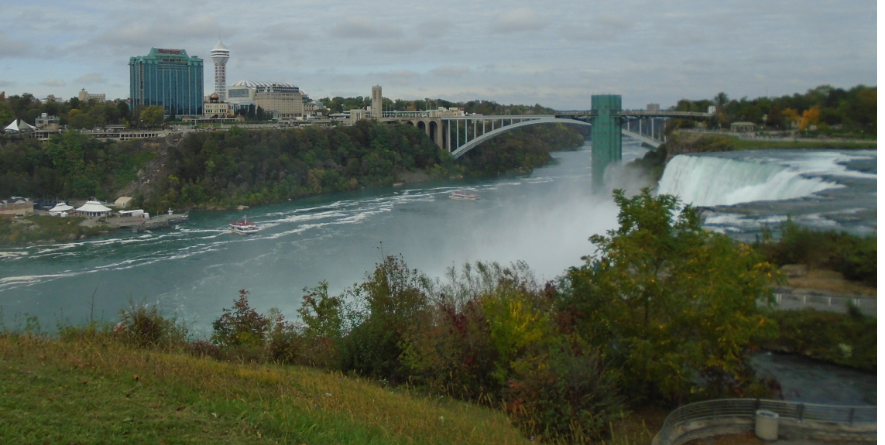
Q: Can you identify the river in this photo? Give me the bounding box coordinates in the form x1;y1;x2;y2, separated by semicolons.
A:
0;141;636;333
0;142;876;339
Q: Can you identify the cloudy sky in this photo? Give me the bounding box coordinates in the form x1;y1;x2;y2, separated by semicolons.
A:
0;0;876;109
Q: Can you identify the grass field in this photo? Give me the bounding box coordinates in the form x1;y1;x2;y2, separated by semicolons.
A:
0;331;662;444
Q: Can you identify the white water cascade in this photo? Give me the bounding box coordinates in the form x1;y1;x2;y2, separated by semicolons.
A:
658;154;842;206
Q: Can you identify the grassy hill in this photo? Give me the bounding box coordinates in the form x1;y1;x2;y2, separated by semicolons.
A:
0;331;529;444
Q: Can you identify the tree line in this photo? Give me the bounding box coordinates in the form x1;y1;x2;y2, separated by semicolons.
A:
319;95;554;116
0;131;154;200
138;121;584;212
0;92;133;130
671;84;876;136
0;120;583;211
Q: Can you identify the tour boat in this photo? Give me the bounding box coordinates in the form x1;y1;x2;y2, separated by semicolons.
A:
229;216;259;235
449;190;480;200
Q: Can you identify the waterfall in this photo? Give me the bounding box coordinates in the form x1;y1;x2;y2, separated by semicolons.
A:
658;154;842;206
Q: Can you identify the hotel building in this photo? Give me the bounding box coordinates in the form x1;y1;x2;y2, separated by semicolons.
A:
129;48;204;118
226;80;313;119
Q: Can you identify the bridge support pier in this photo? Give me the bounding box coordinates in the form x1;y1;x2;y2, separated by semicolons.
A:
590;95;622;191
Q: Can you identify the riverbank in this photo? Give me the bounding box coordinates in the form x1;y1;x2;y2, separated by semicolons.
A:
134;122;585;214
761;308;876;372
0;216;109;245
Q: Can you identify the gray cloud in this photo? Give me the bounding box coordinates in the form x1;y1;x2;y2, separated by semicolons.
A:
40;78;66;87
82;13;224;54
417;18;456;39
261;22;310;42
331;17;402;40
75;73;107;85
0;80;14;88
374;40;425;54
0;31;34;58
430;65;470;78
561;13;634;41
490;8;549;34
377;69;420;86
230;39;275;62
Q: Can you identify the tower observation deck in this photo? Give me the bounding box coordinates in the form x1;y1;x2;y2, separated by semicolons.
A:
211;40;230;102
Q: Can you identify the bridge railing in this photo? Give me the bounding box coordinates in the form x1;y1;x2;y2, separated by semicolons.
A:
772;288;876;316
652;398;876;445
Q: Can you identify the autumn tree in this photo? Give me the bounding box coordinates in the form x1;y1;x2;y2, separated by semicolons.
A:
139;105;165;128
782;108;800;129
562;188;780;404
799;106;821;131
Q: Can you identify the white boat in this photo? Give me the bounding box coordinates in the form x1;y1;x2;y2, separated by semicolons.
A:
229;216;259;235
449;190;480;200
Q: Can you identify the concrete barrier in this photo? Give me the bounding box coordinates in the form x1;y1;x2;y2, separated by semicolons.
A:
652;399;875;445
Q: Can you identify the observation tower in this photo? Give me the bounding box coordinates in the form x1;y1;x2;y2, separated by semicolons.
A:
210;40;230;102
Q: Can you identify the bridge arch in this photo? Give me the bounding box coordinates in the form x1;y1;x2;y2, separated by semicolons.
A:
429;121;438;144
621;129;662;148
449;118;592;159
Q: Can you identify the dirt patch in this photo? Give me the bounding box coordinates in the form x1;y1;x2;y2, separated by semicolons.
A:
788;269;876;298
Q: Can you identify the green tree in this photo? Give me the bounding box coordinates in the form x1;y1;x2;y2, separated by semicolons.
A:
140;105;165;128
116;101;132;122
563;188;780;404
211;289;270;347
765;106;785;129
0;100;14;127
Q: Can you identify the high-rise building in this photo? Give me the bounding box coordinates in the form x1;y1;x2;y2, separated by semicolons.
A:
371;85;382;119
129;48;203;118
210;40;230;102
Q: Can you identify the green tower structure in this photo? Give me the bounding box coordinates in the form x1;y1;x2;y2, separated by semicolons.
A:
590;94;622;190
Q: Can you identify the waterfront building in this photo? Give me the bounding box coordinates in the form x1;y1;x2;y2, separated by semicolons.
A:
75;200;112;217
227;80;311;119
210;40;230;102
78;89;106;103
129;48;204;118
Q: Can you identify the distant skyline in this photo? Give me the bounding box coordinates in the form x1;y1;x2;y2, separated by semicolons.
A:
0;0;876;110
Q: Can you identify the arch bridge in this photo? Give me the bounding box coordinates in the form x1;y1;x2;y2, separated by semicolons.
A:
379;95;711;188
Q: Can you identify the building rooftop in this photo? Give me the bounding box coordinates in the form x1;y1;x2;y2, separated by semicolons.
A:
230;80;297;89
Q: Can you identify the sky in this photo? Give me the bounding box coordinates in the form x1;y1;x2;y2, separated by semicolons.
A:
0;0;877;110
